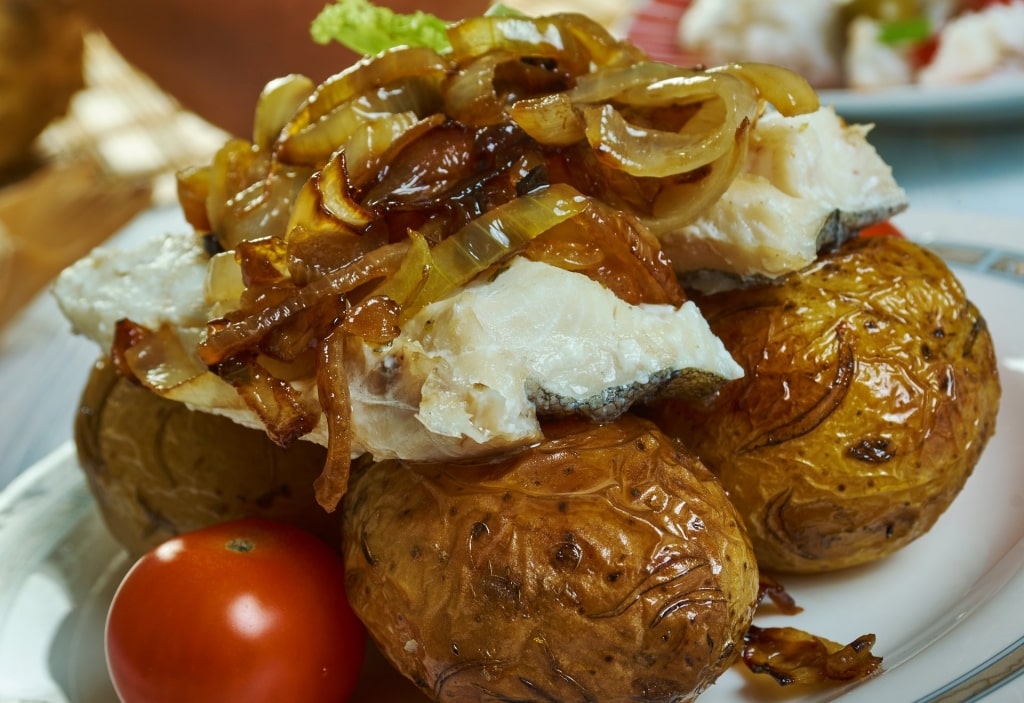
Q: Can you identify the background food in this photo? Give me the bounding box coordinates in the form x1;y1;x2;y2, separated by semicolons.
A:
651;0;1024;91
647;235;1001;573
343;415;759;703
75;358;341;557
0;0;84;177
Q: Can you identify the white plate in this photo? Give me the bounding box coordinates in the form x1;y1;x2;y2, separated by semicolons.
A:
624;0;1024;126
818;78;1024;125
0;210;1023;702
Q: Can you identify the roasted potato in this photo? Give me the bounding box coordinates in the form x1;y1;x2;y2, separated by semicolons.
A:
647;236;1000;573
75;358;341;557
342;414;759;703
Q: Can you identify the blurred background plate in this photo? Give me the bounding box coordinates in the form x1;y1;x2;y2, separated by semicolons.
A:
818;77;1024;126
624;0;1024;126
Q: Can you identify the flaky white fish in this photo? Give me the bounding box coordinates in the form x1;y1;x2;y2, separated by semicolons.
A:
661;106;908;292
55;240;741;461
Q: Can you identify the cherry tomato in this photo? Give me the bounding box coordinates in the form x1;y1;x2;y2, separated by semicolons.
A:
858;220;906;238
105;518;366;703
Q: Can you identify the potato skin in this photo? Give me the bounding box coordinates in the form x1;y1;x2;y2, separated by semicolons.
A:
75;358;340;557
342;415;758;703
647;236;1000;573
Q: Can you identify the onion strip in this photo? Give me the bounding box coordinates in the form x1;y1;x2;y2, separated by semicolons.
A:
508;93;585;146
582;71;756;178
214;356;319;447
314;329;352;512
643;116;752;234
252;74;316;151
373;183;591;317
277;46;452;165
708;62;819;117
198;241;409;365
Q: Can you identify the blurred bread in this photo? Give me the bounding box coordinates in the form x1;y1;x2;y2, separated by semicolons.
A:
0;0;84;175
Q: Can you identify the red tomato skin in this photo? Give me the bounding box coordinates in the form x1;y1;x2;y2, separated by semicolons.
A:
859;220;906;238
105;518;366;703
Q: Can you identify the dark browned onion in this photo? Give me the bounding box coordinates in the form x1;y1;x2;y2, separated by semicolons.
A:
313;329;352;512
198;241;409;365
742;626;882;686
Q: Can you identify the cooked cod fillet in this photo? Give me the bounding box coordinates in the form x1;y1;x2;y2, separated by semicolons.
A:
662;106;908;291
346;256;742;460
54;240;741;462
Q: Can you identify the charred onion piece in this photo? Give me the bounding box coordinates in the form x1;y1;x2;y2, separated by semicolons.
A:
313;330;352;512
198;241;409;365
756;573;803;616
742;625;882;686
212;355;319;447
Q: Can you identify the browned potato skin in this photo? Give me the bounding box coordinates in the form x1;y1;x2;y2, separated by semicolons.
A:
647;236;1001;574
342;415;759;703
75;357;340;557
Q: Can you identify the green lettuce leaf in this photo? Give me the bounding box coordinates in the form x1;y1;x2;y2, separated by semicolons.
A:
876;16;932;45
310;0;525;56
310;0;451;54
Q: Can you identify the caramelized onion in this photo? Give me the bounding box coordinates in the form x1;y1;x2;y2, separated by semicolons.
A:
709;62;819;117
526;198;685;305
372;183;590;317
313;329;352;512
113;320;207;392
344;112;445;188
205;250;245;307
205;139;263;247
742;625;882;686
567;61;686;104
444;50;519;127
198;241;408;365
166;11;825;507
277;46;452;166
176;165;212;232
309;152;373;229
111;320;242;414
507;93;584;146
447;15;584;66
447;13;640;74
585;73;755;178
252;74;316;151
214;355;320;447
643;116;752;234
